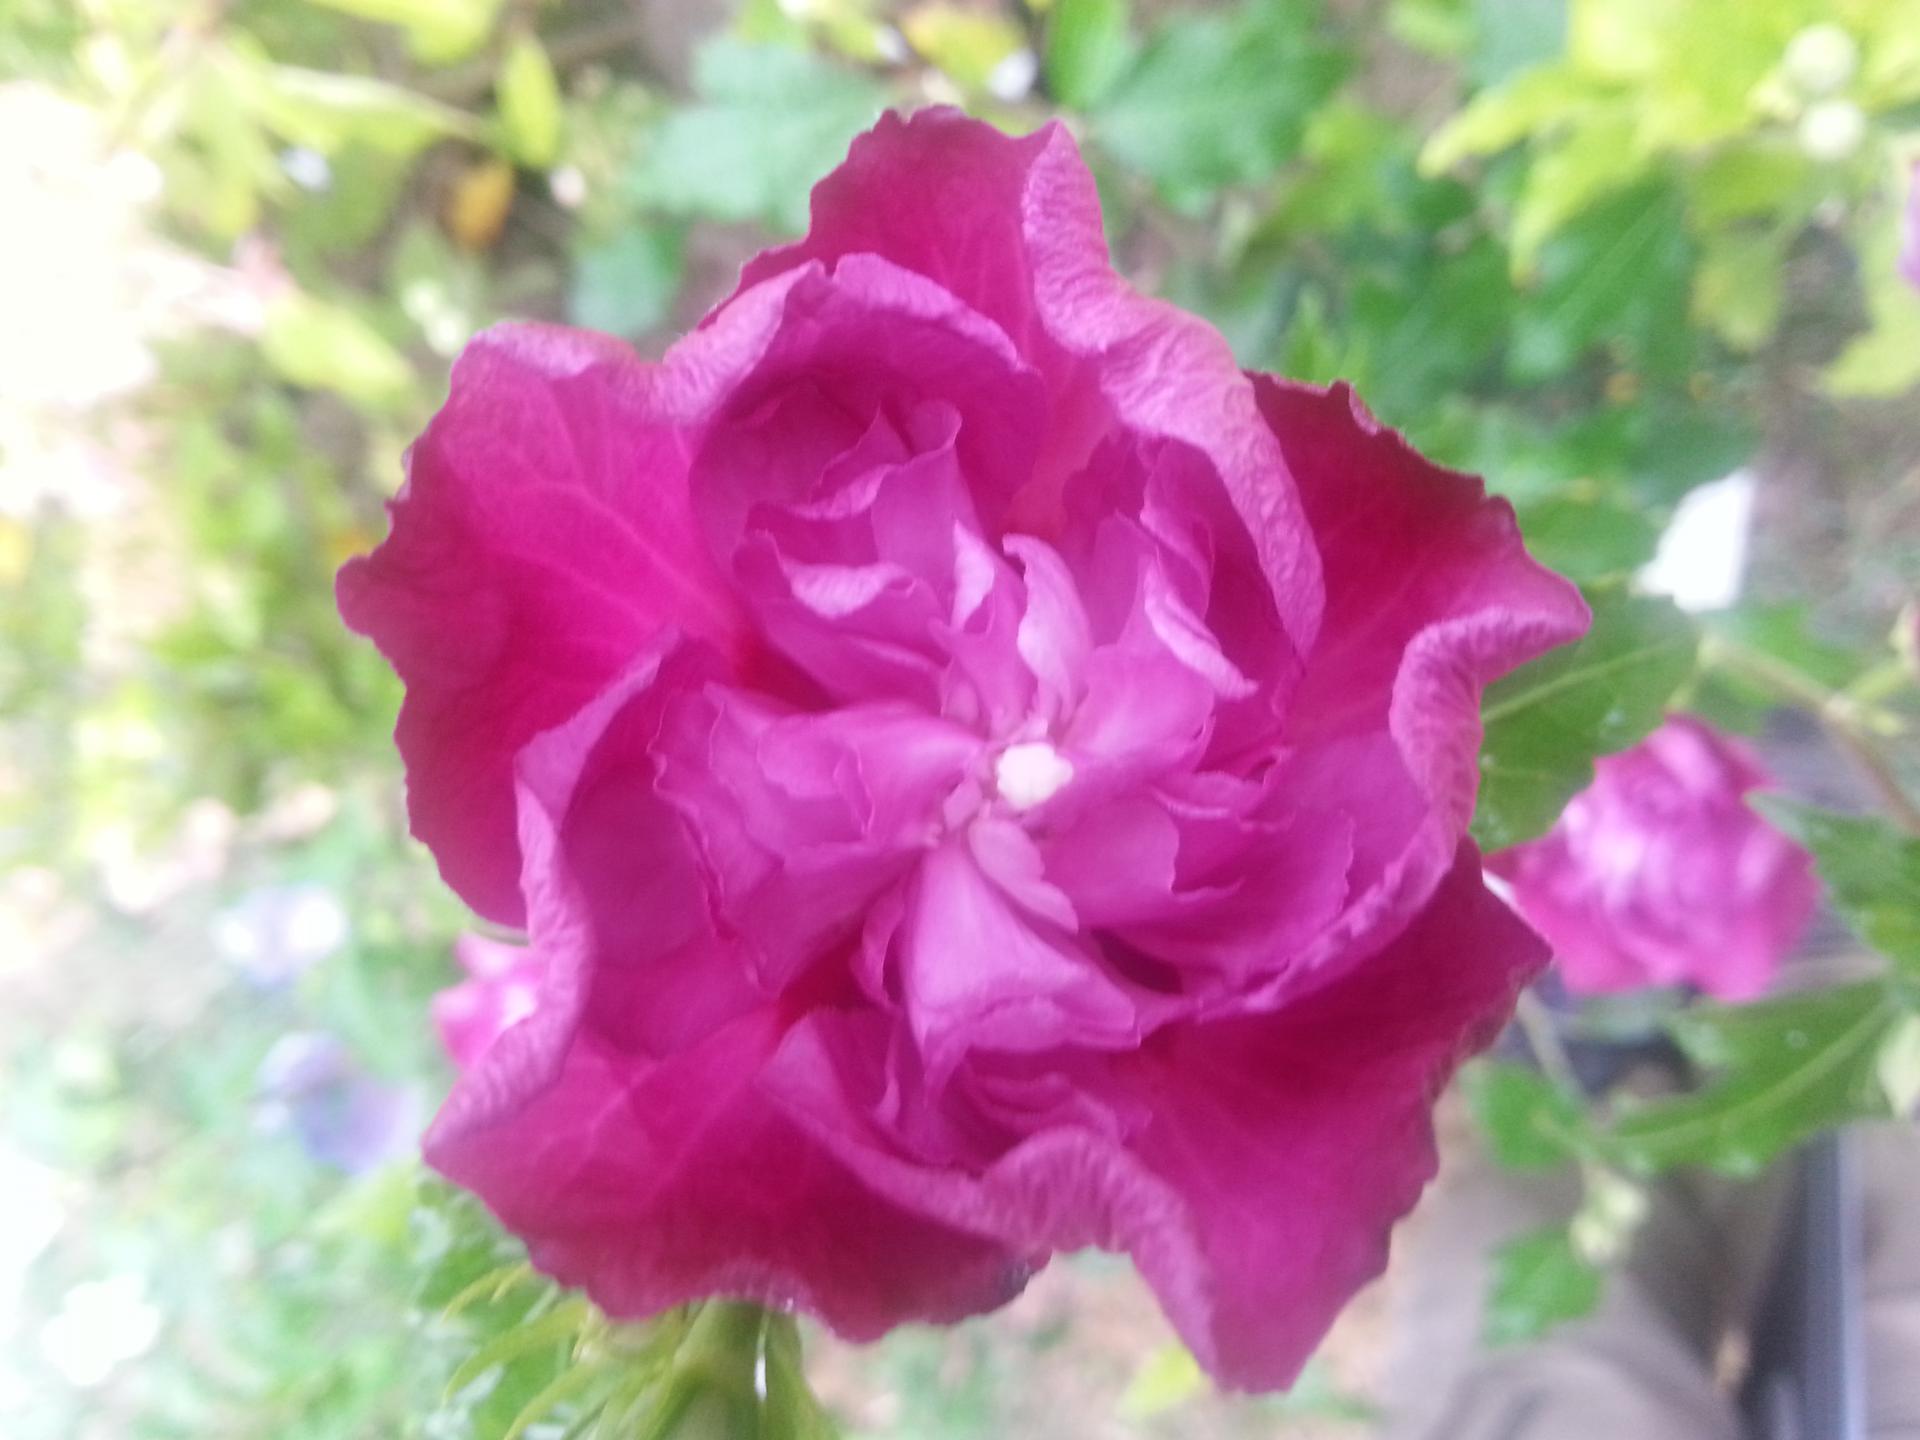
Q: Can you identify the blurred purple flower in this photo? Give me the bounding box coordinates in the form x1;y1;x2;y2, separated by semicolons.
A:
1489;716;1819;1001
255;1032;419;1174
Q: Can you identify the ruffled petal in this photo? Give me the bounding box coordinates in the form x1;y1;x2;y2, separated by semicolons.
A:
653;685;983;991
1253;378;1590;996
428;1009;1032;1340
766;845;1542;1390
336;324;762;925
734;110;1325;685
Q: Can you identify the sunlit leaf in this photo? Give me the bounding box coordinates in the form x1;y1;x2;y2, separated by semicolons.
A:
1692;225;1789;351
497;32;563;169
1827;207;1920;398
1510;109;1649;269
1420;68;1578;175
306;0;504;65
1119;1342;1205;1418
1389;0;1469;59
261;291;415;412
901;4;1028;93
249;63;479;158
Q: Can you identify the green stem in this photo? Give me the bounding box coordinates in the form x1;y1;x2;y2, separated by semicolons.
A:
1701;634;1920;835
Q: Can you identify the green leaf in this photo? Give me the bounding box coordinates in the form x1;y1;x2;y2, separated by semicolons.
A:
1389;0;1470;59
249;64;480;157
1512;494;1662;581
1474;589;1698;851
1621;396;1756;506
1827;207;1920;398
1045;0;1135;109
446;1297;593;1398
1465;1060;1588;1170
411;1179;529;1309
1752;803;1920;979
569;228;685;337
1606;983;1899;1175
1486;1226;1603;1345
757;1309;842;1440
627;1304;838;1440
1090;0;1347;205
497;33;563;169
1508;181;1698;383
1510;109;1651;270
1688;142;1816;227
630;40;887;234
1345;236;1511;421
1692;225;1789;351
261;292;415;412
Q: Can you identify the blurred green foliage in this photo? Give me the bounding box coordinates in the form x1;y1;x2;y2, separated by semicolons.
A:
2;0;1917;1435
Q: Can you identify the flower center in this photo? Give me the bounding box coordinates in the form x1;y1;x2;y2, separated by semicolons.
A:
993;741;1074;812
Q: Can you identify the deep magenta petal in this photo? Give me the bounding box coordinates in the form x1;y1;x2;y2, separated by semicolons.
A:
1092;847;1544;1388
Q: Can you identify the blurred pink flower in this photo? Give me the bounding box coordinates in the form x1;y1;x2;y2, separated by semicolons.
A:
339;111;1588;1389
1489;715;1818;1002
1903;162;1920;291
433;934;543;1069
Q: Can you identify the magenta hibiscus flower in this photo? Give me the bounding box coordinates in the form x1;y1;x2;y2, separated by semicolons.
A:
1489;715;1817;1002
340;111;1588;1389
